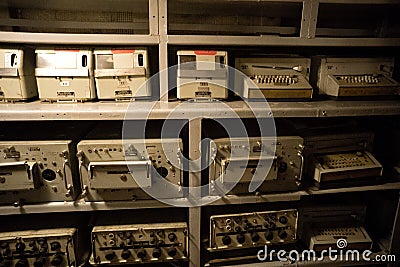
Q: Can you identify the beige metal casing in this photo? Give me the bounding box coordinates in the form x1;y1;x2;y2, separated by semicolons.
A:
209;136;304;195
35;49;96;102
0;228;77;267
303;132;382;184
77;138;183;201
307;226;372;251
90;222;188;265
235;57;312;99
94;48;150;100
0;140;78;205
209;209;298;251
177;50;228;99
317;57;399;97
0;47;38;101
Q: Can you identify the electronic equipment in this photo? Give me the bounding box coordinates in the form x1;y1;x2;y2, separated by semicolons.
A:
209;209;298;251
35;49;96;102
317;57;400;98
0;228;78;267
235;57;313;100
0;47;37;102
76;139;183;201
177;50;228;100
94;48;150;100
209;136;304;195
307;226;373;251
299;205;372;252
303;132;382;187
90;222;188;265
0;141;78;206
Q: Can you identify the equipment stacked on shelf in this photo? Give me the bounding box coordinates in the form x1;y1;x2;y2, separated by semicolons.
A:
93;48;150;100
76;138;183;201
209;136;304;195
209;209;298;251
177;50;228;100
235;57;313;100
35;48;96;102
0;47;37;102
317;57;400;98
90;222;188;265
0;228;78;267
0;141;78;206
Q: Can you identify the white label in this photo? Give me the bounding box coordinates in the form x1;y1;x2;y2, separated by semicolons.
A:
60;81;70;87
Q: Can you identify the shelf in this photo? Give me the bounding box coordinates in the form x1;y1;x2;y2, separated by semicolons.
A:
1;182;398;215
0;32;159;45
1;100;399;121
0;199;184;216
307;181;400;195
167;35;400;47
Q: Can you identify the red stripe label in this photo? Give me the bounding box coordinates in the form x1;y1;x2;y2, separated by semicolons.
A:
111;49;135;54
194;50;217;55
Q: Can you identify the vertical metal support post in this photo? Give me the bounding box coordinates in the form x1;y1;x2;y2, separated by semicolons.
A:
189;118;202;267
149;0;159;36
300;0;319;39
158;0;169;102
389;192;400;264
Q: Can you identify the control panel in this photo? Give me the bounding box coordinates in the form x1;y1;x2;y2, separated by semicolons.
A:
90;223;188;265
209;136;304;195
0;141;77;205
0;47;37;101
0;228;77;267
177;50;228;100
209;209;298;251
317;57;399;98
76;139;183;201
94;48;150;100
35;48;95;102
235;57;312;100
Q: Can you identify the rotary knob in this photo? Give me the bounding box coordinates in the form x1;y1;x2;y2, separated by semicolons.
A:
167;247;177;257
137;248;146;260
278;230;288;240
15;259;28;267
104;250;116;261
279;216;288;224
264;231;274;241
15;242;26;253
121;249;131;260
152;247;162;258
222;235;231;245
51;255;63;266
251;232;260;242
168;233;177;242
50;241;61;251
236;234;245;244
33;257;46;267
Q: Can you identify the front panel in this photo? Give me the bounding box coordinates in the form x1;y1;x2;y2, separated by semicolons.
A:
209;136;304;195
90;223;188;265
209;209;298;251
77;139;183;201
0;228;77;267
177;50;228;100
0;48;37;101
35;49;96;102
94;48;150;100
0;141;77;205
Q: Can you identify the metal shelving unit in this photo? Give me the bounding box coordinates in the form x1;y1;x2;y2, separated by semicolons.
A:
1;1;400;267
